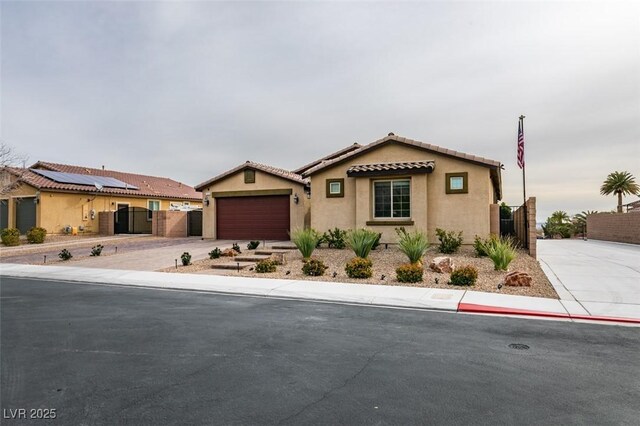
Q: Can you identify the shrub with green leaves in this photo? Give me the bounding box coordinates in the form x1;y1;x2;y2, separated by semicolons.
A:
473;234;498;257
256;259;277;273
436;228;463;254
181;252;192;266
232;243;242;253
291;228;322;259
345;257;373;279
346;228;379;259
372;232;382;250
449;265;478;286
209;248;222;259
396;263;424;283
247;240;260;250
322;227;347;249
90;244;104;256
396;228;429;264
58;249;73;261
26;227;47;244
302;258;328;276
1;228;20;246
485;237;517;271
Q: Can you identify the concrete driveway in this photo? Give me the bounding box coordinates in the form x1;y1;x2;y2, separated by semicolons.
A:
538;240;640;320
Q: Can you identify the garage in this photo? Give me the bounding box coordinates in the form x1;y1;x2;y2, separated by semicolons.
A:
216;195;290;240
15;197;36;234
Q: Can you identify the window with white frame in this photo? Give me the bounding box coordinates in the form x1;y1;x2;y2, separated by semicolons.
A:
373;179;410;218
147;200;160;220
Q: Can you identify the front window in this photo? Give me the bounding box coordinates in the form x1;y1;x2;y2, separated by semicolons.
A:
374;179;410;218
147;200;160;220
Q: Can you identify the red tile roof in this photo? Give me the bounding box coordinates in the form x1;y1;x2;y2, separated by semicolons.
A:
7;161;201;201
292;143;362;175
195;161;308;191
347;161;435;176
302;134;501;176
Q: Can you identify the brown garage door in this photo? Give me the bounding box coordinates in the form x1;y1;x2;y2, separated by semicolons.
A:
216;195;290;240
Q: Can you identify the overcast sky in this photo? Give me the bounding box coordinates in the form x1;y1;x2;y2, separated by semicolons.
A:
1;1;638;220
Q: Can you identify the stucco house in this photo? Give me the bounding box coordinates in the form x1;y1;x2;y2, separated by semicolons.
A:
196;134;502;244
0;161;201;234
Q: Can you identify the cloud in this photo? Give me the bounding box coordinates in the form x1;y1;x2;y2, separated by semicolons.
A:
1;1;638;221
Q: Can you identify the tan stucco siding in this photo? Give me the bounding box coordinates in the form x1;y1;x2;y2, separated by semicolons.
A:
201;169;308;239
36;192;199;234
310;142;494;243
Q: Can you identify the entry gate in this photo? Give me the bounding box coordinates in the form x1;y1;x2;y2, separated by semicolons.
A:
114;207;152;234
187;210;202;236
500;203;528;249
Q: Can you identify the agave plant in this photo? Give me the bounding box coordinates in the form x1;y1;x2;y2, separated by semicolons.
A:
485;236;517;271
291;228;322;259
346;228;379;259
395;228;429;265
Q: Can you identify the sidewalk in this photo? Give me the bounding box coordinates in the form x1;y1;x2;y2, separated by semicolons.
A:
2;264;638;325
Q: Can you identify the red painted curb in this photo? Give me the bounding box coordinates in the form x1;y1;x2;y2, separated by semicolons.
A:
458;303;640;324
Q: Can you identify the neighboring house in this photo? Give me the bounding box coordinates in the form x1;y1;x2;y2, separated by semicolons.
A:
196;134;502;243
623;199;640;213
0;161;201;234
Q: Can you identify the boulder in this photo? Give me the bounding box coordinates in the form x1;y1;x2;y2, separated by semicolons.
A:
504;271;532;287
429;256;454;273
221;248;238;257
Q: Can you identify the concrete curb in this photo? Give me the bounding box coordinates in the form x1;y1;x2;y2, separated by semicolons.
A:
458;303;640;325
2;264;638;325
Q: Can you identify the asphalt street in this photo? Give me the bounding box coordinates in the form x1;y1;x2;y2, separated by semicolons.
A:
1;277;639;425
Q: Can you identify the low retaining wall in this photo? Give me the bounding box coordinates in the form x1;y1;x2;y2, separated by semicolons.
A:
587;212;640;244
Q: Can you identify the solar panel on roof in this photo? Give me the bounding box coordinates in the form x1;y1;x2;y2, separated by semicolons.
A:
31;169;139;190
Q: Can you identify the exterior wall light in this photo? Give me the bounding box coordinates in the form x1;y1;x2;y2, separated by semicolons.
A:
293;194;299;204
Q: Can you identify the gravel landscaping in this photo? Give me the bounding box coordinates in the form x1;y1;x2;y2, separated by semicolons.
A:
163;245;559;299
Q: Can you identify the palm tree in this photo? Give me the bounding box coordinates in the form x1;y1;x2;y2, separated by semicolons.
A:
550;210;570;223
600;171;640;213
572;210;598;234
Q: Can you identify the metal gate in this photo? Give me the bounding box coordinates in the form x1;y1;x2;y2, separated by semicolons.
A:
500;203;528;248
114;207;152;234
0;199;8;230
15;197;37;234
187;210;202;236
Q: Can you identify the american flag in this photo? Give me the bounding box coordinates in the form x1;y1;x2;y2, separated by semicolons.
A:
517;119;525;169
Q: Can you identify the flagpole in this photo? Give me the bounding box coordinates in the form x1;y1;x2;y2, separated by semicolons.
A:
520;115;527;205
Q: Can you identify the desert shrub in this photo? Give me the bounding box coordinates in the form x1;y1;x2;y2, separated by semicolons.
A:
486;237;517;271
256;259;277;273
473;234;499;257
436;228;463;254
372;232;382;250
396;228;429;264
26;227;47;244
322;228;347;249
1;228;20;246
302;258;328;276
58;249;73;261
449;265;478;286
247;240;260;250
181;252;192;266
291;228;322;259
345;257;373;279
90;244;104;256
209;248;222;259
396;263;424;283
346;228;379;259
232;243;242;253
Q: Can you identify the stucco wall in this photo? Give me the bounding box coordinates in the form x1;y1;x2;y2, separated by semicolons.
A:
309;142;494;243
200;169;308;239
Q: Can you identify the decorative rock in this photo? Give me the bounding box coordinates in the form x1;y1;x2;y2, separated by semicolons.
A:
429;256;454;273
221;248;238;257
504;271;532;287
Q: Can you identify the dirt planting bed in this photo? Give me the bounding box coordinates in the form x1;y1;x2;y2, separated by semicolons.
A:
164;245;558;299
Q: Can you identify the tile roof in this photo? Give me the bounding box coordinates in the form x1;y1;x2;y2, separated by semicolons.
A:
292;143;362;175
347;161;435;176
195;161;308;191
302;134;501;177
6;161;201;200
